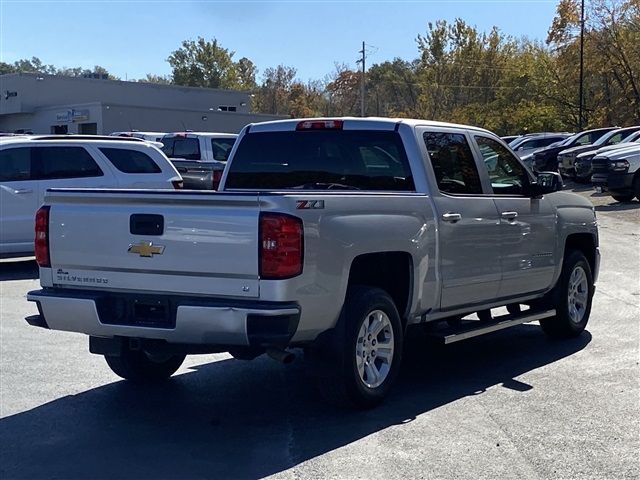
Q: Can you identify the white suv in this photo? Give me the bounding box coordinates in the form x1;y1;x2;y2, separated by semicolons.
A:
0;135;182;258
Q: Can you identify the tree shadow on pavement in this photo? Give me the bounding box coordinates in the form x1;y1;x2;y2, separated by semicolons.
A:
0;259;38;281
0;326;591;480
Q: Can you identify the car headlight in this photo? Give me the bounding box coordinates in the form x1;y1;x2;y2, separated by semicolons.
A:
611;160;629;172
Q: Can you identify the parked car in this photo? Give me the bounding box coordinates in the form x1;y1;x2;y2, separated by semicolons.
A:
509;133;572;159
501;135;520;143
110;131;167;142
26;118;598;408
558;126;640;179
591;142;640;202
531;127;619;172
160;132;237;162
0;135;182;258
575;130;640;182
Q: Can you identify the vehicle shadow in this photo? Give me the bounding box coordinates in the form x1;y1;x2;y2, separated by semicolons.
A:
595;200;640;212
0;326;591;480
0;259;38;281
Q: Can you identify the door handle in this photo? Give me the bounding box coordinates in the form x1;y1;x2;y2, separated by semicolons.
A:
442;212;462;223
13;188;33;194
501;211;518;221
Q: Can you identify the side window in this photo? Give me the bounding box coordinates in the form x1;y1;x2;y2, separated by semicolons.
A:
475;136;528;196
100;148;162;173
36;147;103;179
0;148;32;181
575;134;591;146
211;139;235;162
423;132;482;195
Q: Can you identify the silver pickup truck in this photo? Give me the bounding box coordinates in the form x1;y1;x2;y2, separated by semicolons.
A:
26;118;599;408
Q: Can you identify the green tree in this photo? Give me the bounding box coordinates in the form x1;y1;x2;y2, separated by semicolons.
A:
168;37;239;89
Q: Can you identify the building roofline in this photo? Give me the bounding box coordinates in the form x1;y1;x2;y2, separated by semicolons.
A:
0;72;252;95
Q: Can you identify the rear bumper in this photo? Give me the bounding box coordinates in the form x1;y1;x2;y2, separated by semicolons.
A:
26;289;300;348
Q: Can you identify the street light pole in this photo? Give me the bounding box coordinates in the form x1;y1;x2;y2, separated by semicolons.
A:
360;41;366;117
579;0;585;130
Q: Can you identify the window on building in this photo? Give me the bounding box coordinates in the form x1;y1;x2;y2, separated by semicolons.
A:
100;148;161;173
79;123;98;135
423;132;483;195
35;146;103;179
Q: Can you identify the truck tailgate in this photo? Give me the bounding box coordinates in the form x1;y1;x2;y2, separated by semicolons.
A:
44;190;260;298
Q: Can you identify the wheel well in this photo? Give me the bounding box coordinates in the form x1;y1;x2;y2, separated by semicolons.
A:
347;252;413;321
565;233;596;273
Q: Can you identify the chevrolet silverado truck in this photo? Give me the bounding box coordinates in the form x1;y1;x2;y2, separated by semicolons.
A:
26;118;599;408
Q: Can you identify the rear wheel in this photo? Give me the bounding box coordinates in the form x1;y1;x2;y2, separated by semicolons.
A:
315;286;403;409
540;250;593;339
104;349;185;382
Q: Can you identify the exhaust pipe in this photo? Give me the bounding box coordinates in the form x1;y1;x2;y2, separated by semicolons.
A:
266;348;295;364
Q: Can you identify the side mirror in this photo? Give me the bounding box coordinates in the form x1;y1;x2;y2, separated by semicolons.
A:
529;171;563;197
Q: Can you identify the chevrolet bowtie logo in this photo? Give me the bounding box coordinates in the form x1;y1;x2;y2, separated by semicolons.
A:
128;241;165;257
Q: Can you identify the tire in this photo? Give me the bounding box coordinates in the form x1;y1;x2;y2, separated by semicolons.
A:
634;175;640;201
477;309;492;322
611;193;634;203
104;349;185;382
540;250;594;339
315;285;403;409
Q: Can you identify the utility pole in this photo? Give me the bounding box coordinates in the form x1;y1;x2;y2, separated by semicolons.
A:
579;0;585;130
359;41;366;117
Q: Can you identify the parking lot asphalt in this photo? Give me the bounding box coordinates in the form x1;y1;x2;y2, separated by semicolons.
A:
0;190;638;480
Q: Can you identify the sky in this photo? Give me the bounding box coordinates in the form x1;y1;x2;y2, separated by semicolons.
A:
0;0;560;83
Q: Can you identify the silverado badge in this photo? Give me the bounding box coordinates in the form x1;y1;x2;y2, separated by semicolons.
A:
128;241;165;257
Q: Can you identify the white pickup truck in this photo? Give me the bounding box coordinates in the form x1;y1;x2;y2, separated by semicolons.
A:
27;118;599;408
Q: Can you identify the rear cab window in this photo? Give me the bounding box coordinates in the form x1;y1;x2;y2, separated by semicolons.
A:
161;137;201;160
100;148;162;173
225;130;415;191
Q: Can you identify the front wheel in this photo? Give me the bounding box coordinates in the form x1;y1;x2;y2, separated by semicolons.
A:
315;286;403;408
105;349;185;382
540;250;594;339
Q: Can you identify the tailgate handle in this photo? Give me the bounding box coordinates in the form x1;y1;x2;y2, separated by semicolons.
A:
130;214;164;236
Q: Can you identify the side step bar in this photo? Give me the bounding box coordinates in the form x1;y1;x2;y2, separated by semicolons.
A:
437;309;556;344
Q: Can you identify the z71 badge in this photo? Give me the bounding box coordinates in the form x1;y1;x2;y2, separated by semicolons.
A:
296;200;325;209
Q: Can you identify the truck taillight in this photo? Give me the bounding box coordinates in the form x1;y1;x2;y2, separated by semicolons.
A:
172;180;184;189
212;170;223;190
296;119;343;130
35;206;51;267
259;213;303;280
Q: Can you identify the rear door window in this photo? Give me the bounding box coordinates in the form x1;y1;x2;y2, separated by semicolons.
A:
100;148;162;173
35;146;103;179
211;138;235;161
225;130;414;191
0;147;32;181
423;132;483;195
